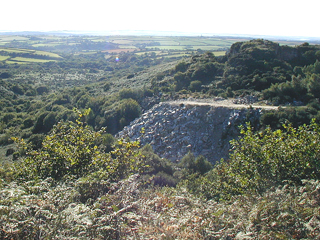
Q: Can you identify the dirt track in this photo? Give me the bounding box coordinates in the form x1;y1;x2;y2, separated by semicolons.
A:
167;99;281;110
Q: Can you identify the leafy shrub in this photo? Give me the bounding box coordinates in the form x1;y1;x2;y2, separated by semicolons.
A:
118;99;141;128
174;72;191;91
150;171;178;187
191;62;221;83
75;176;111;203
76;94;91;109
103;82;111;92
36;86;49;95
33;111;56;134
0;129;14;145
27;133;45;150
52;94;71;105
179;152;212;175
141;144;174;175
1;113;16;124
188;80;202;92
100;133;115;152
14;109;146;181
175;61;189;72
118;88;141;101
306;73;320;98
187;120;320;200
10;84;24;95
231;121;320;186
0;72;11;79
22;117;34;129
260;107;317;129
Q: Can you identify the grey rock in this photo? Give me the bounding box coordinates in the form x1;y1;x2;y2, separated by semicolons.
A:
118;102;261;164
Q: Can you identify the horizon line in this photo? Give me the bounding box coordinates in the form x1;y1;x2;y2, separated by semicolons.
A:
0;30;320;41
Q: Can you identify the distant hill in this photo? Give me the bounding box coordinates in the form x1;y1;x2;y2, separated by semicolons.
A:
151;39;320;127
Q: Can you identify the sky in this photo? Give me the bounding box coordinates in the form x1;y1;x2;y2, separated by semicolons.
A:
1;0;319;38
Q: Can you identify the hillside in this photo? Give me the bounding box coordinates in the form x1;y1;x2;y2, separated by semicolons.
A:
1;37;320;239
2;38;320;161
152;39;320;128
153;39;320;98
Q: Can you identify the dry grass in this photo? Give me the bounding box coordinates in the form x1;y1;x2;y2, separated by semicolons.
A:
1;174;320;239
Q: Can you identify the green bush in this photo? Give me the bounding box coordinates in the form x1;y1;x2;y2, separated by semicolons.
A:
187;120;320;200
188;80;202;92
175;61;189;72
174;72;191;91
33;111;56;134
103;82;111;92
150;171;178;187
179;152;212;178
13;109;146;181
230;121;320;187
118;88;141;101
118;99;141;127
141;144;174;175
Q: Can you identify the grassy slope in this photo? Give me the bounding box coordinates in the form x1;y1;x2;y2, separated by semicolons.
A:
0;47;62;64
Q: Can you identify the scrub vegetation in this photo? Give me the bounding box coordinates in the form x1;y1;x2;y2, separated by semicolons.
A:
1;34;320;239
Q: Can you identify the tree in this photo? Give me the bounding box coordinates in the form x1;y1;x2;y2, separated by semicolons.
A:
42;112;56;132
36;86;49;95
119;99;141;128
307;74;320;98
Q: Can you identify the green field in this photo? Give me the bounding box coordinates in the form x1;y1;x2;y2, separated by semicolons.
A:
10;57;57;63
0;48;32;53
0;55;10;61
212;51;226;56
0;46;62;64
0;36;29;41
119;45;137;49
32;43;60;47
107;35;239;54
0;34;307;65
33;50;62;58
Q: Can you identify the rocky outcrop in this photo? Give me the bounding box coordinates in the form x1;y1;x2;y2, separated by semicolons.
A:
118;101;262;163
227;39;300;62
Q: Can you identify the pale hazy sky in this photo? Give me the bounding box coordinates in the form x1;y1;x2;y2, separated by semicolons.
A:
1;0;319;37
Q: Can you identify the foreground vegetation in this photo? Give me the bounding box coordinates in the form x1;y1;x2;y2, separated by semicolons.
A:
1;110;320;239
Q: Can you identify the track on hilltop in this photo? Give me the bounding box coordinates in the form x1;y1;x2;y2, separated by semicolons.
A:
167;98;281;110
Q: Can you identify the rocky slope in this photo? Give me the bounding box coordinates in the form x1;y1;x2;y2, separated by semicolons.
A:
118;99;266;163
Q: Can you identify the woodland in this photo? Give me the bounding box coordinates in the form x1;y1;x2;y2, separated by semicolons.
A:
1;35;320;239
